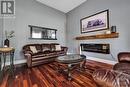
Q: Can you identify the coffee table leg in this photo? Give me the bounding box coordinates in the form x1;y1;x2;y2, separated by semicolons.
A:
3;53;6;76
57;64;62;73
10;51;15;77
67;64;72;80
79;59;86;71
82;59;86;69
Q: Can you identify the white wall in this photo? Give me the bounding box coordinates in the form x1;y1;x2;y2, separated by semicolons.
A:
3;0;66;60
0;18;3;47
66;0;130;61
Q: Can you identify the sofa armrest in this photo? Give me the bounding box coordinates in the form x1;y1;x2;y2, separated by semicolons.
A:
92;69;130;87
61;46;68;54
23;50;33;55
24;53;32;67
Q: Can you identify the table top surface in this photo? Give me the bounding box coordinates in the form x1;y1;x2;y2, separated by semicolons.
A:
56;54;86;64
0;47;14;52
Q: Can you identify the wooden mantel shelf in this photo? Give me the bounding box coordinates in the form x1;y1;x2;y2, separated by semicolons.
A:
75;33;119;40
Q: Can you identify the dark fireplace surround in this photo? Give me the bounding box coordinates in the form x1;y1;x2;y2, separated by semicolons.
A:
80;43;110;54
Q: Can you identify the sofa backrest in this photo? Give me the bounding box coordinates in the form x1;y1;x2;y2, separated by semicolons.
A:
23;44;42;52
23;43;60;52
118;52;130;62
41;44;51;52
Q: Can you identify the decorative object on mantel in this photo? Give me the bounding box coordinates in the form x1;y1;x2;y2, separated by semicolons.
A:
111;26;116;33
75;33;119;40
104;25;117;34
80;9;109;33
105;30;111;34
4;30;15;47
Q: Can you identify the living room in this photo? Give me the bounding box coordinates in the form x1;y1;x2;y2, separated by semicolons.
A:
0;0;130;87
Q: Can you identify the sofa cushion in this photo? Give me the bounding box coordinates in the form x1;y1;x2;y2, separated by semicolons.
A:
55;45;61;51
45;52;57;56
41;44;51;51
29;46;38;53
113;62;130;75
50;43;59;51
32;51;57;58
23;44;42;52
32;52;46;58
43;50;52;54
93;69;130;87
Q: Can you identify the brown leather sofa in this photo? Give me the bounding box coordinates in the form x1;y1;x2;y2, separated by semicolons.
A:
23;43;68;67
92;52;130;87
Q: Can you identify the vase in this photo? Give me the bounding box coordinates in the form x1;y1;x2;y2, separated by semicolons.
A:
4;39;9;47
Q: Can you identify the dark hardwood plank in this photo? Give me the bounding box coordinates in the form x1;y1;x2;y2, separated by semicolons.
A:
0;59;112;87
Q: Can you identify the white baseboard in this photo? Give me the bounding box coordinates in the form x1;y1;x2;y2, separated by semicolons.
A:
5;59;27;66
3;55;117;66
1;59;27;69
14;59;27;65
67;53;74;54
86;56;117;65
66;53;117;65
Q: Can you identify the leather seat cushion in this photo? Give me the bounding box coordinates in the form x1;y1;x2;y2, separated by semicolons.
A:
32;52;46;58
113;63;130;75
93;69;130;87
32;56;56;61
32;51;57;58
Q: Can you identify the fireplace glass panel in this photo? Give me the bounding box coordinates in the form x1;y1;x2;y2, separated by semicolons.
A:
80;43;110;54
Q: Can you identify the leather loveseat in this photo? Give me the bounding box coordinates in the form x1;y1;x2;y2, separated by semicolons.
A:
92;52;130;87
23;43;68;67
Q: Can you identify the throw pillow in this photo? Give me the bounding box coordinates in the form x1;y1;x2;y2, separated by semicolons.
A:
29;46;38;53
55;45;61;51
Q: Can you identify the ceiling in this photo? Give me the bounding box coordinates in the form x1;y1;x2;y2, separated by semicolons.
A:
36;0;87;13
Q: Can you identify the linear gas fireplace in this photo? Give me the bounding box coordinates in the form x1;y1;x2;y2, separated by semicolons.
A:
80;43;110;54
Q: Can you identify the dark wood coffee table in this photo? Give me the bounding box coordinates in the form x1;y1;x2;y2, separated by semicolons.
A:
56;54;86;80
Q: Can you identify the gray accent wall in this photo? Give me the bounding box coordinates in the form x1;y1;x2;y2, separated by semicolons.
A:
66;0;130;61
3;0;66;60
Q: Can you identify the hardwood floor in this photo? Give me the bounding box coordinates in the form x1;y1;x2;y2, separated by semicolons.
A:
0;60;112;87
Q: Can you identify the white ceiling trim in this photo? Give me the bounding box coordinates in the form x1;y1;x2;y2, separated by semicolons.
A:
36;0;87;13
